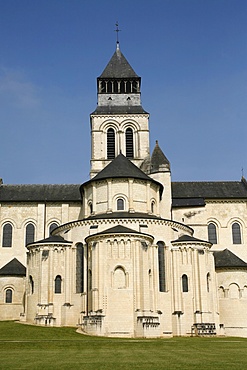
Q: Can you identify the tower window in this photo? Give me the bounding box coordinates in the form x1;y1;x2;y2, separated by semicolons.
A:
107;128;115;159
208;223;217;244
117;198;124;211
2;223;13;247
232;222;242;244
26;223;35;245
55;275;62;294
5;289;13;303
182;274;188;292
49;223;58;235
125;128;134;158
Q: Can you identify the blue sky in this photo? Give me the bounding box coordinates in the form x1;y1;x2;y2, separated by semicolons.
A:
0;0;246;184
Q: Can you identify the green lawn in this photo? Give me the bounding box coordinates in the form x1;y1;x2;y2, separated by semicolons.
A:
0;322;247;369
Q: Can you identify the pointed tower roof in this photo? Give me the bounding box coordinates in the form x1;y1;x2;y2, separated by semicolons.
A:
150;141;170;173
91;153;151;181
99;44;139;79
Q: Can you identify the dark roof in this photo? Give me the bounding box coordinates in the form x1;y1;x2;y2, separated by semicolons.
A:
214;249;247;269
172;198;205;208
99;46;139;79
91;105;148;115
171;235;211;244
27;235;72;246
172;180;247;199
86;211;161;221
0;258;26;276
150;141;170;173
83;154;162;196
86;224;153;242
96;225;142;235
0;184;81;202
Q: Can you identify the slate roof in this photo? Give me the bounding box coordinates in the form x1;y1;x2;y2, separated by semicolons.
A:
91;105;148;115
150;141;170;173
83;154;162;195
214;249;247;269
171;235;211;244
99;45;139;79
86;211;161;220
0;184;81;202
172;198;205;208
85;224;153;242
96;225;142;235
0;258;26;276
27;235;72;246
172;180;247;200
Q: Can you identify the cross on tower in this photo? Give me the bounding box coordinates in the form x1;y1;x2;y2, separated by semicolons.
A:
115;22;121;43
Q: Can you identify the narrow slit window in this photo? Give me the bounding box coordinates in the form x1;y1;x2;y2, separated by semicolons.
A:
55;275;62;294
182;274;188;292
158;242;165;292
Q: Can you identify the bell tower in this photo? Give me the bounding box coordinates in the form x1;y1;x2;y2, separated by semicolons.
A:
90;41;150;178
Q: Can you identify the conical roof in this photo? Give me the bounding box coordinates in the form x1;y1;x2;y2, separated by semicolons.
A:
150;141;170;173
99;45;139;79
91;153;153;182
82;153;163;195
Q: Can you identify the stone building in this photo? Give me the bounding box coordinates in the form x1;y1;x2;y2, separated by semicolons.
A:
0;42;247;337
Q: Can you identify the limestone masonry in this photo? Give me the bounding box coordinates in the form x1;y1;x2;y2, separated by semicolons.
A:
1;42;247;337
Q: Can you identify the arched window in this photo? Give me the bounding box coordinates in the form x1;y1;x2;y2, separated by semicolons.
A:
25;223;35;245
157;242;165;292
49;223;58;235
114;266;126;289
229;283;240;299
29;275;34;294
125;128;134;158
117;198;124;211
54;275;62;294
5;289;13;303
151;201;155;214
107;128;115;159
76;243;84;293
2;223;13;247
207;273;210;292
182;274;188;292
208;223;217;244
89;202;93;214
232;222;242;244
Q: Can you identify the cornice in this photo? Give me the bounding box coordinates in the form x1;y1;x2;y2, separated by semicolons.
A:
55;217;193;235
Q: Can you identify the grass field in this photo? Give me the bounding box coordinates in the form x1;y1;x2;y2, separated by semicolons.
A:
0;322;247;369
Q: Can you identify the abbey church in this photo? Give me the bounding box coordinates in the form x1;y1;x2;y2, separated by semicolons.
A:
0;42;247;337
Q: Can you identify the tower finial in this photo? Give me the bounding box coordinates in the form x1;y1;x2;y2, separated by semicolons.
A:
115;21;121;48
